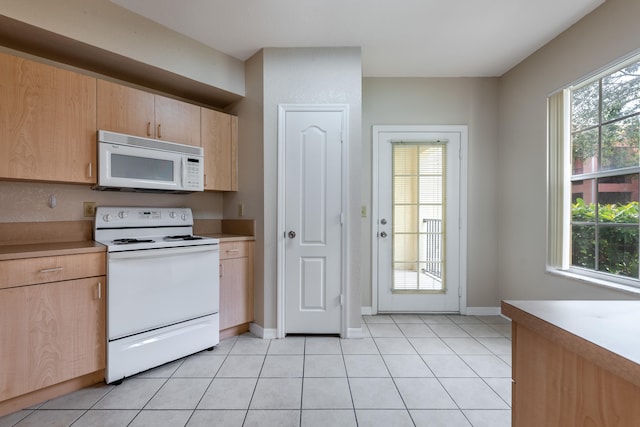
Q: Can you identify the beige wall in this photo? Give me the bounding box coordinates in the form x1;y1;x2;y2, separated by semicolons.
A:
0;0;245;97
4;0;638;316
226;47;363;332
498;0;640;300
224;51;266;326
0;0;236;225
362;77;500;309
0;181;223;223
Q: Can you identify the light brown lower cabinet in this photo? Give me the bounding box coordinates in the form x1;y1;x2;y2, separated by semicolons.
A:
511;323;640;426
219;241;254;339
0;252;106;415
0;278;106;402
503;300;640;427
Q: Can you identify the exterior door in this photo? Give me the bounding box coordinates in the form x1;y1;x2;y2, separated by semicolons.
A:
374;126;467;313
279;107;345;334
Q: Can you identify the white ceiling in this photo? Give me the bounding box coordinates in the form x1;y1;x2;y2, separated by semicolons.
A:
111;0;604;77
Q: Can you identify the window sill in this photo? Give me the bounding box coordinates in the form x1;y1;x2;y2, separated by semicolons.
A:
546;267;640;297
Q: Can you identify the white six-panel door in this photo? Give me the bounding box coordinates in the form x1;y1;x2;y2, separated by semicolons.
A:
278;106;346;335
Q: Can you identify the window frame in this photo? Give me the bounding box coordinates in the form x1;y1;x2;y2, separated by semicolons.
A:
547;51;640;294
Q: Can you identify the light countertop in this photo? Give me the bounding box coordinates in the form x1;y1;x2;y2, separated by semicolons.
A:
0;241;107;261
205;234;254;242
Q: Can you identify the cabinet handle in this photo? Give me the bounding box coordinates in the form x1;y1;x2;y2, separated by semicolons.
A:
220;263;224;278
226;249;240;254
98;282;102;299
147;122;152;137
204;174;207;187
39;267;64;273
157;123;162;138
88;163;92;177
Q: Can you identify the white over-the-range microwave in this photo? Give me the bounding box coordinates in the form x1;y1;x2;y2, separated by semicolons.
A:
94;130;204;193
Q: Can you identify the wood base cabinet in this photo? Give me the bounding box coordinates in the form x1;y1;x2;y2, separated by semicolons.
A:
219;241;253;338
512;323;640;426
503;300;640;427
0;253;106;405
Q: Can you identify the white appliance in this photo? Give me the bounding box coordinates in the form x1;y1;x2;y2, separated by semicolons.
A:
94;130;204;193
94;207;219;384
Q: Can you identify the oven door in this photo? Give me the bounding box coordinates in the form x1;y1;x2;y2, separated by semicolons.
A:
107;245;219;340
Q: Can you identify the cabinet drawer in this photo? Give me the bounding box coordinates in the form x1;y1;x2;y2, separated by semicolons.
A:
220;241;252;260
0;253;106;290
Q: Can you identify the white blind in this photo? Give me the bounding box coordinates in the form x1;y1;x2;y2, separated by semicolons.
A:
547;90;571;269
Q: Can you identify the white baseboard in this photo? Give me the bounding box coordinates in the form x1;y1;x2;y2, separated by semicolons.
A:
464;306;501;316
361;306;500;316
249;323;277;339
347;327;365;339
256;306;500;340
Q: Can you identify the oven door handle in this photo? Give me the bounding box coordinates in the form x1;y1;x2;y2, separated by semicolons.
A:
109;245;218;260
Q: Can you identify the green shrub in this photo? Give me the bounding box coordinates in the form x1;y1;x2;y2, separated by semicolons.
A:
571;198;639;277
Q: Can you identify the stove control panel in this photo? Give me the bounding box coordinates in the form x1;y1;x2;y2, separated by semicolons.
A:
95;207;194;228
137;210;162;220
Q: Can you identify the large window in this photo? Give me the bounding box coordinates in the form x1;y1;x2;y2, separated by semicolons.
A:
549;53;640;289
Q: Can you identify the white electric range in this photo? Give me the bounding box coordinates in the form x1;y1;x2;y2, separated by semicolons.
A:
94;206;220;384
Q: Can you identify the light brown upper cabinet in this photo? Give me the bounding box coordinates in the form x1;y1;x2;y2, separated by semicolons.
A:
97;80;201;147
201;108;238;191
0;52;97;184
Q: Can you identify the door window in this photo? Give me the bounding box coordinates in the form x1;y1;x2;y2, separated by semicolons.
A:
392;142;446;293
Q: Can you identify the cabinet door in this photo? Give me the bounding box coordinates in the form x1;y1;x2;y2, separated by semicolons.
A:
0;277;106;401
96;80;155;138
155;95;201;146
201;108;238;191
0;52;97;183
219;257;252;330
230;115;238;191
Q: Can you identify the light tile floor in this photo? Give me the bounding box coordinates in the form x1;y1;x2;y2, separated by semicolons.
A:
0;314;512;427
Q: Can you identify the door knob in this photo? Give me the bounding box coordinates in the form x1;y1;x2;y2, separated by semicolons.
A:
380;231;388;238
288;231;296;239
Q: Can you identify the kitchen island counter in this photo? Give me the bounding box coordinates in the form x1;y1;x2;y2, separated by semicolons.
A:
502;300;640;426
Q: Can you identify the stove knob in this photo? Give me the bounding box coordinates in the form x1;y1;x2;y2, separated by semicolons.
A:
102;214;112;222
181;213;188;221
169;211;177;219
118;211;128;219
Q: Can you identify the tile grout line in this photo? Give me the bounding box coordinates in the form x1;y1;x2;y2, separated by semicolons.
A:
338;333;360;426
184;339;236;426
3;317;511;427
